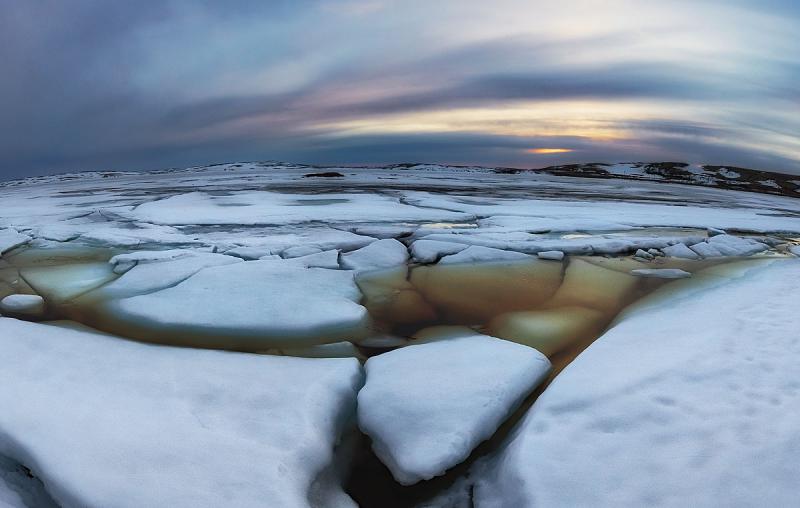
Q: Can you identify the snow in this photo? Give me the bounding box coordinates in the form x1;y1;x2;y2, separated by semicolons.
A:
706;234;768;256
99;260;370;349
340;239;408;273
0;229;30;256
87;252;241;300
357;328;550;485
537;250;564;261
0;318;363;508
409;239;468;263
274;249;341;269
475;259;800;508
0;295;45;318
630;268;692;279
791;245;800;256
661;242;700;259
439;246;531;265
689;241;724;257
127;191;471;226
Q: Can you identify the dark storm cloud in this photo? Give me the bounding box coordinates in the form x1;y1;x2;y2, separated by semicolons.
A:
0;0;798;180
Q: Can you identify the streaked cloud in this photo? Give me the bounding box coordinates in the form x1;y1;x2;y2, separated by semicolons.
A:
0;0;798;179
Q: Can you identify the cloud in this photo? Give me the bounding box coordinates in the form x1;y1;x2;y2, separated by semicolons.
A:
0;0;798;180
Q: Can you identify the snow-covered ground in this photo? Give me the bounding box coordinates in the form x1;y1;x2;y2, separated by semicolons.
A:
0;162;799;507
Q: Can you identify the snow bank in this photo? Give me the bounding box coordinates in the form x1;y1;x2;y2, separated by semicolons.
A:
358;329;550;485
0;318;363;508
476;259;800;507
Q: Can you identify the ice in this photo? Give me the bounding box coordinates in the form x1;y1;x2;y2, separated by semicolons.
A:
488;306;608;356
418;232;704;257
357;328;550;485
127;191;471;226
340;239;408;273
633;248;654;259
706;234;768;256
259;341;363;359
223;229;375;258
0;295;45;319
537;250;565;261
409;239;468;263
97;260;370;349
630;268;692;279
0;229;30;256
689;241;724;257
548;259;639;313
0;318;363;508
274;250;341;269
20;263;117;303
475;260;800;508
86;252;241;300
661;242;700;259
475;215;635;233
405;191;800;233
439;246;531;265
791;245;800;256
222;246;275;260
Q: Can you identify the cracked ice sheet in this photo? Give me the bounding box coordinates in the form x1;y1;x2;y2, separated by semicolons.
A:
0;318;363;508
403;192;800;233
124;191;472;226
97;260;370;349
475;259;800;508
415;232;706;255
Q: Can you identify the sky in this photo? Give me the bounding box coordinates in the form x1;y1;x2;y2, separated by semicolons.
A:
1;0;799;180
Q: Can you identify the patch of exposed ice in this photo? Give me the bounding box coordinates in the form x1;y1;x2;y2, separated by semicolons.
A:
358;328;550;485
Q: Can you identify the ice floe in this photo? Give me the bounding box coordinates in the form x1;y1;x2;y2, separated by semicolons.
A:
93;260;370;349
358;328;550;485
630;268;692;279
340;239;408;273
0;318;363;508
0;295;45;319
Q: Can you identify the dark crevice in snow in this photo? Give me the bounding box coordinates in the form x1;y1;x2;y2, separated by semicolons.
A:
0;455;60;508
